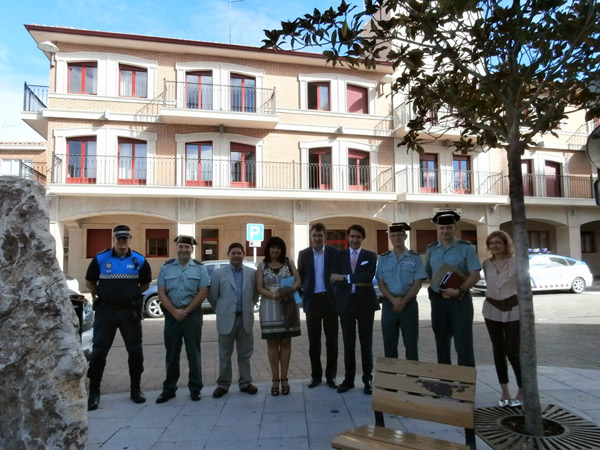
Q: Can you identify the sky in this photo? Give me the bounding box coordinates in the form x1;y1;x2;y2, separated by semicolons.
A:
0;0;362;142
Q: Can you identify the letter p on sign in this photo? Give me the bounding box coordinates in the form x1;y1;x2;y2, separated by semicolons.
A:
246;223;264;242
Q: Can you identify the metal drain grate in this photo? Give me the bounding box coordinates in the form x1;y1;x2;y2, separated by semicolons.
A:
475;404;600;449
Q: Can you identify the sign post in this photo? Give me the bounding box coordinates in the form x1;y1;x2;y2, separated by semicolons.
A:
246;223;264;265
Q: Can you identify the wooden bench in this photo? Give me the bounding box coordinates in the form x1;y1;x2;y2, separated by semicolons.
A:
331;357;476;450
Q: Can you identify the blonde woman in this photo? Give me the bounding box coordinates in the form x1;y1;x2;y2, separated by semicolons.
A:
482;230;523;407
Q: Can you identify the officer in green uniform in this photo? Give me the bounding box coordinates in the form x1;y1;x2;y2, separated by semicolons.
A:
156;235;210;403
425;211;481;368
376;222;426;360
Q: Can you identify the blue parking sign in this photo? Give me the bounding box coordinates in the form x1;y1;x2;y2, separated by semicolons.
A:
246;223;264;242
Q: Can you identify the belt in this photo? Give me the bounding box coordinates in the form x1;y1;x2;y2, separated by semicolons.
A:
314;292;327;297
354;283;372;287
236;311;243;316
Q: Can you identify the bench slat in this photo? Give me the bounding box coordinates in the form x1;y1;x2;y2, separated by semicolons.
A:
376;358;476;383
332;425;470;450
372;389;474;428
374;371;475;402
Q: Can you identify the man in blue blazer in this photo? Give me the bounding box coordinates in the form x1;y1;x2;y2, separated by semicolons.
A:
297;223;340;389
208;243;259;398
330;224;379;395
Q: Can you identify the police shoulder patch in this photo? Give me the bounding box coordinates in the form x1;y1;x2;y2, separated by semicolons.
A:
427;241;438;248
163;258;176;265
408;249;419;255
379;250;392;257
96;248;111;255
458;239;472;245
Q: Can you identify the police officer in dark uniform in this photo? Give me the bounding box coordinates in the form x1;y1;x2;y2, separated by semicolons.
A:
425;211;481;368
376;222;427;360
85;225;152;411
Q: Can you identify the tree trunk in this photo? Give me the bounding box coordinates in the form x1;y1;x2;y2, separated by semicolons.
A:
506;141;544;436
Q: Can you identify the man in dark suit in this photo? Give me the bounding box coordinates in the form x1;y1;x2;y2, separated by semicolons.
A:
330;224;379;395
298;223;340;389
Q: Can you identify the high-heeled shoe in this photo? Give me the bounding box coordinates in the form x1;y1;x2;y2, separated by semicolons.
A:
271;379;280;396
281;378;290;395
498;399;510;407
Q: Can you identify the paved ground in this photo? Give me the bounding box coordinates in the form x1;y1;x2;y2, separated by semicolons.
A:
87;285;600;449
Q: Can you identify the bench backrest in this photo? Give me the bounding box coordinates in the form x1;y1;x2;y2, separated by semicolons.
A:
372;357;476;429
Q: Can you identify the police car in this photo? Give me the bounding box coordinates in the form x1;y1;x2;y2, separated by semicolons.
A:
473;251;594;294
142;260;259;318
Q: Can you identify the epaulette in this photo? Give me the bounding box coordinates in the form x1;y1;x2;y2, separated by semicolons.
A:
458;239;472;245
163;258;176;265
193;259;203;265
427;241;437;247
379;250;392;257
408;249;419;255
96;248;111;255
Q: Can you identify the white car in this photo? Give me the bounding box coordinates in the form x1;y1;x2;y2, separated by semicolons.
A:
141;260;259;318
473;253;593;294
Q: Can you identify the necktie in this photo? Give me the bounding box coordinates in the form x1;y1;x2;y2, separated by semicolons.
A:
350;250;358;273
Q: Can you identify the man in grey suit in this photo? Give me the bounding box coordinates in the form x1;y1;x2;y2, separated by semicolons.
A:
208;243;259;398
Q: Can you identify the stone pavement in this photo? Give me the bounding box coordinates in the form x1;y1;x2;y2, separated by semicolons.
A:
87;287;600;449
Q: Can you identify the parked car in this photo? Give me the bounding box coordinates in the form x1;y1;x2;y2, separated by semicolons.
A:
473;252;594;294
141;260;259;318
69;289;94;359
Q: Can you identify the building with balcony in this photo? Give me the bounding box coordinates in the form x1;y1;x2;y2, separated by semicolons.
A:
18;24;600;286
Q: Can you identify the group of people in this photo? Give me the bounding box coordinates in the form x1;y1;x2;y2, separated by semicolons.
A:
84;213;522;418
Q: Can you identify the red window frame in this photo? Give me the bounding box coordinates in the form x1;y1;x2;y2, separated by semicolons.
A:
308;82;330;111
527;230;550;251
186;71;213;109
68;62;97;94
230;143;256;188
119;64;147;98
185;141;213;187
453;155;471;194
581;231;596;254
347;84;368;114
544;161;562;197
67;137;97;184
231;74;256;113
118;138;147;185
326;229;348;251
309;147;332;190
419;154;438;193
348;150;370;191
522;160;534;196
146;229;169;257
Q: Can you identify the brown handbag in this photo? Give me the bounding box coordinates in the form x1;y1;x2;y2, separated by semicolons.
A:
485;295;519;312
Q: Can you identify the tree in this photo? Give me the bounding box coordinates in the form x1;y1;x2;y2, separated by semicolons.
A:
263;0;600;436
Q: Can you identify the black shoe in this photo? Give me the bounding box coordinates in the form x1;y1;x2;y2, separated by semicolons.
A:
337;380;355;393
130;389;146;404
326;378;338;389
308;378;322;388
363;382;372;395
87;391;100;411
212;387;228;398
156;392;176;404
190;391;201;401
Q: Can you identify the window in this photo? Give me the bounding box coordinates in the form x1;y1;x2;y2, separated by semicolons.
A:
348;150;370;191
119;64;147;98
186;71;213;110
528;231;550;251
118;139;147;185
0;159;34;179
86;229;111;258
67;137;97;184
230;143;256;187
201;229;219;261
419;154;438;193
416;230;437;254
347;84;368;114
231;74;255;112
308;82;330;111
309;147;332;190
581;231;596;253
453;155;471;194
326;229;347;250
68;62;97;94
146;229;169;257
461;230;478;253
186;142;213;186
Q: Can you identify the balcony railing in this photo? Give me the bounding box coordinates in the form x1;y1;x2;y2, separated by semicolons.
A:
162;81;276;114
397;168;507;196
50;154;394;193
520;173;594;199
23;83;48;112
